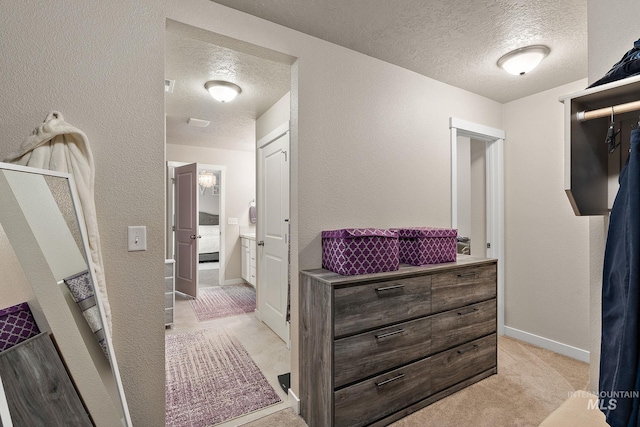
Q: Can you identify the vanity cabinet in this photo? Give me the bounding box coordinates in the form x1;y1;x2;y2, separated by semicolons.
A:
300;256;497;427
165;259;175;327
241;237;256;287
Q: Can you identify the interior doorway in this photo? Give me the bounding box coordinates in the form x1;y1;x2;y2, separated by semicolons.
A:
167;161;226;294
450;117;505;335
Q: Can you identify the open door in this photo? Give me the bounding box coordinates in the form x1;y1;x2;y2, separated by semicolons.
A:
258;126;290;344
174;163;199;298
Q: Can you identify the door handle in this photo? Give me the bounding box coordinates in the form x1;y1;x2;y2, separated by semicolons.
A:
190;235;202;240
257;241;265;246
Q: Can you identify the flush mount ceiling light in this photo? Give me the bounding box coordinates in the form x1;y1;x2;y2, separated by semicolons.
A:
204;80;242;103
497;45;550;76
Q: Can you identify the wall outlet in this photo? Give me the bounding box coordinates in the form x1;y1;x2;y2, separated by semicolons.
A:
128;226;147;251
228;217;238;225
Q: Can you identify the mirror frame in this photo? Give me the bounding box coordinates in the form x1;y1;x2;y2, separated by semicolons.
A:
0;161;131;426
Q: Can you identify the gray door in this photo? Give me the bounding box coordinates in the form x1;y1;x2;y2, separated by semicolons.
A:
175;163;199;298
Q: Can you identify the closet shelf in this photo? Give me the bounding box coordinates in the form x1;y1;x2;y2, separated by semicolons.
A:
559;74;640;216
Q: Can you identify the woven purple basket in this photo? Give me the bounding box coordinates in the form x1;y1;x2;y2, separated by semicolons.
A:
0;302;40;352
321;228;399;275
394;227;457;266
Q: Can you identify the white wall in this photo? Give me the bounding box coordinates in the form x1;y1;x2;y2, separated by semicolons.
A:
0;2;165;425
167;145;255;282
470;140;487;256
456;136;472;238
502;79;591;355
586;0;637;388
257;92;291;142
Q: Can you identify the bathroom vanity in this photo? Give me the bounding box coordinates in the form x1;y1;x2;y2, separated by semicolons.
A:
300;256;497;427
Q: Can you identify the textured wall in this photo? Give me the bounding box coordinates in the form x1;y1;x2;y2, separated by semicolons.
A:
166;145;256;282
0;2;166;425
503;79;591;351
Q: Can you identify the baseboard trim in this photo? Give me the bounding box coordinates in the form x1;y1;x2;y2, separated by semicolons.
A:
254;308;260;321
224;278;245;286
503;326;589;363
288;388;300;415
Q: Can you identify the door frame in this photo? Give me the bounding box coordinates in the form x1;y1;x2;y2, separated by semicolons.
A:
257;121;291;347
450;117;505;335
167;161;226;289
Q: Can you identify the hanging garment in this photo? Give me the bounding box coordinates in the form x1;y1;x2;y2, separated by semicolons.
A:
3;111;112;332
600;128;640;426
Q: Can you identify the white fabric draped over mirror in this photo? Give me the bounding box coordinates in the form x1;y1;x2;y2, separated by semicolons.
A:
3;111;112;331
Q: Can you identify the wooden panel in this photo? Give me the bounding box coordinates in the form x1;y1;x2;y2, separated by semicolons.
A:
430;334;497;394
368;367;497;427
334;275;432;337
334;355;432;427
300;274;333;427
431;263;496;313
0;333;92;426
430;299;496;354
334;316;431;388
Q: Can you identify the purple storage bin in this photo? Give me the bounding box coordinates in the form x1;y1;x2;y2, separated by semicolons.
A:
0;302;40;352
322;228;399;275
395;227;457;265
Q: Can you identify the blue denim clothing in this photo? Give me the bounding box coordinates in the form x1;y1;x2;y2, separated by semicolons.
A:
600;128;640;426
590;38;640;88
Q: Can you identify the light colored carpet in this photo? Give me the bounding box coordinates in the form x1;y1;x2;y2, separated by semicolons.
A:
165;328;281;427
199;268;220;287
240;336;589;427
190;285;256;322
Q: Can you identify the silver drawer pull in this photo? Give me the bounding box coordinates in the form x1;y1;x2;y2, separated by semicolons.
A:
375;284;405;292
457;344;479;355
457;307;480;316
457;272;478;279
375;329;405;339
375;373;405;387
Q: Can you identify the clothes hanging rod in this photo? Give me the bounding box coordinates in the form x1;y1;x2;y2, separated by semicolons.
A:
577;99;640;122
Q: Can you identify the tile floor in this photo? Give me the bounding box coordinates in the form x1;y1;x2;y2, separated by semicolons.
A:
167;284;292;427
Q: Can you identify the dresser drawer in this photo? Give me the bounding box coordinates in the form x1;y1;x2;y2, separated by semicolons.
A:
430;333;496;394
431;264;496;313
334;316;432;388
430;299;496;354
334;354;432;427
334;275;432;337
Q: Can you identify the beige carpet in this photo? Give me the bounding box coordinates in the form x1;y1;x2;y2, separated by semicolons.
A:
240;336;589;427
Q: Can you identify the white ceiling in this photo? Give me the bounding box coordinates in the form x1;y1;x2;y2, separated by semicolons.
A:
166;1;588;151
165;24;291;152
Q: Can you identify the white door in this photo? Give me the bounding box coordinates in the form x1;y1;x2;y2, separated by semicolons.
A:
258;129;290;344
174;163;199;299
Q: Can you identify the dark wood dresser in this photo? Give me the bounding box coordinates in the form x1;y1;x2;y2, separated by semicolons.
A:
300;255;497;427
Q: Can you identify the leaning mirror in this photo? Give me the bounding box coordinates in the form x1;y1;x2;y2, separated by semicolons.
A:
0;162;131;426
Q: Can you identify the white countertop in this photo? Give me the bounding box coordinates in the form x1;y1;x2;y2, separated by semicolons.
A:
240;233;256;240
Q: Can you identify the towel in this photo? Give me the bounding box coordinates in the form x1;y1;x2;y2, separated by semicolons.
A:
249;205;257;224
4;111;112;332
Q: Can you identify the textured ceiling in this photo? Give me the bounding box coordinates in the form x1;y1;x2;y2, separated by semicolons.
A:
165;25;291;152
209;0;588;103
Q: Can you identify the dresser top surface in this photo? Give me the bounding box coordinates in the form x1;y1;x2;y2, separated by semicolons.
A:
300;255;496;285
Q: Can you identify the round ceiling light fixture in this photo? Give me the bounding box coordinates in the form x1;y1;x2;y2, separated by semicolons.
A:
204;80;242;103
497;45;550;76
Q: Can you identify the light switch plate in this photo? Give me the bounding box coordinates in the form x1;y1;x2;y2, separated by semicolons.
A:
228;217;238;225
128;226;147;251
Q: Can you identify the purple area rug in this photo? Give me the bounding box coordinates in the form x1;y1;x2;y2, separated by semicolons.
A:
165;329;281;427
190;284;255;322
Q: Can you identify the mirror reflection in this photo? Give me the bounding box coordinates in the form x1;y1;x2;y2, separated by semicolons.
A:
0;163;130;426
